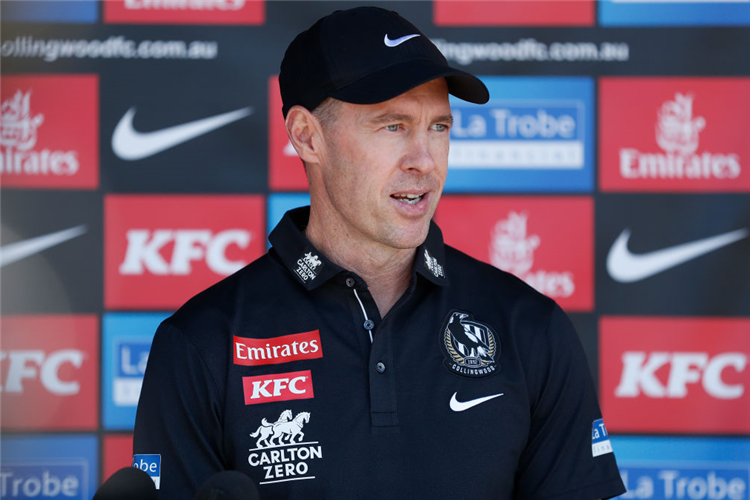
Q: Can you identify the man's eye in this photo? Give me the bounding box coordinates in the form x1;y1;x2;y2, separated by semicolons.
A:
385;124;399;132
433;123;448;132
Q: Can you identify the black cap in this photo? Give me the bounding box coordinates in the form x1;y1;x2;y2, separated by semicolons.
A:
279;6;489;117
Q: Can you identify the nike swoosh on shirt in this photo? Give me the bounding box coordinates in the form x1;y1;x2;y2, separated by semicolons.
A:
112;106;252;160
607;228;749;283
1;225;87;267
449;392;504;412
383;34;420;47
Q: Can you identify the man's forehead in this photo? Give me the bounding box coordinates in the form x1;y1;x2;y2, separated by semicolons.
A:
350;79;451;118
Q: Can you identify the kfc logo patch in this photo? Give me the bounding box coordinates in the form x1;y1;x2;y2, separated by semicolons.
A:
600;317;750;434
234;330;322;366
268;76;308;190
433;0;594;26
436;196;593;311
0;75;99;189
105;195;265;309
242;370;314;405
600;78;750;192
104;0;265;25
1;315;99;430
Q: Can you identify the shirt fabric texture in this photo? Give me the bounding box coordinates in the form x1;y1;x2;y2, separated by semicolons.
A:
134;206;626;499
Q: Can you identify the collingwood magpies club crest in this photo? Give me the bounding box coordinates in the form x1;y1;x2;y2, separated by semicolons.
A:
442;310;499;378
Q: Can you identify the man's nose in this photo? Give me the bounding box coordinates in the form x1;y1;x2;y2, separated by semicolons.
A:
401;130;439;174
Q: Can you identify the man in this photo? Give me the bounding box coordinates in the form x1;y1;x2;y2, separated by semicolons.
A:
134;7;626;499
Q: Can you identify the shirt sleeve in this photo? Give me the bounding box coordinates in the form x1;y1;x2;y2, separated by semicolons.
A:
514;304;626;500
133;321;226;499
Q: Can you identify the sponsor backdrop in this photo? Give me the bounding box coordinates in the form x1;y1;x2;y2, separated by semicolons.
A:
1;0;748;497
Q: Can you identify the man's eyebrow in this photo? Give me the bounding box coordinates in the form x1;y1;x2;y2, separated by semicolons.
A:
366;113;454;125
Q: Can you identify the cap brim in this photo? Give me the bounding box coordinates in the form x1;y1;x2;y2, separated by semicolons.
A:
329;59;489;106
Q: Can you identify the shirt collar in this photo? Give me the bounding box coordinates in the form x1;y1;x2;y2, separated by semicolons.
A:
269;206;449;289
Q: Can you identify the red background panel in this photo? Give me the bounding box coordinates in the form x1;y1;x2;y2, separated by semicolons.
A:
600;316;750;434
0;75;99;189
0;315;99;430
268;76;308;191
433;0;594;26
104;0;265;25
599;77;750;192
104;195;265;310
103;434;135;483
436;196;594;312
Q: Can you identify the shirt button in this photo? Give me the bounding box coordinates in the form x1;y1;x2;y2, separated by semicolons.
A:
345;277;356;288
363;319;375;330
376;362;386;373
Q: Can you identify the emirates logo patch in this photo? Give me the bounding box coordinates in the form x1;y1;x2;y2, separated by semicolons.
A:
441;310;499;378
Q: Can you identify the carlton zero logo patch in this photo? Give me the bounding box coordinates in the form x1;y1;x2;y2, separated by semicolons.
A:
0;75;99;189
242;370;314;405
248;410;322;484
104;0;265;25
442;310;499;378
234;331;322;366
600;78;750;192
295;252;323;282
104;195;264;309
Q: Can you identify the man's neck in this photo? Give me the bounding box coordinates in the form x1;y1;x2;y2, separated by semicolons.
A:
305;211;415;318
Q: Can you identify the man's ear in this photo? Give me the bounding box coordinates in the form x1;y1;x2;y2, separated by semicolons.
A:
285;105;325;165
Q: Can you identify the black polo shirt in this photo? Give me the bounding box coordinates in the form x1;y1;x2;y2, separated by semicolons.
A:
134;206;625;499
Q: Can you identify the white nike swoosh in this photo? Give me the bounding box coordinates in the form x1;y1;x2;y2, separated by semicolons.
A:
383;33;420;48
1;225;87;267
112;106;252;160
607;228;748;283
449;392;504;412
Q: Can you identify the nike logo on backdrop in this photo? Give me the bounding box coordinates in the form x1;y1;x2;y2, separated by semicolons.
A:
383;34;420;47
449;392;504;412
0;226;87;267
112;106;252;160
607;228;749;283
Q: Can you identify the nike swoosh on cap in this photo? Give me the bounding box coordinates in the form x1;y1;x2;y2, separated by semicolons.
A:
449;392;504;412
383;33;420;48
1;225;87;267
112;106;253;161
607;228;749;283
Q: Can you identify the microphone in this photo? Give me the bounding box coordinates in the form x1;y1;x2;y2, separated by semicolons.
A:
93;467;157;500
194;471;261;500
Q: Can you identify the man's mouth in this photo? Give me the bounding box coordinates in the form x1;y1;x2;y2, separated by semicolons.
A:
391;193;425;205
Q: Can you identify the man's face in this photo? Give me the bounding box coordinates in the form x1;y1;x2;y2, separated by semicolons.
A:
312;78;452;252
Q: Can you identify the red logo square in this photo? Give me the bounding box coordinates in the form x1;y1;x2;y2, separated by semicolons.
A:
599;78;750;192
103;434;134;483
1;75;99;189
1;315;99;430
433;0;594;26
104;0;265;25
268;76;308;191
105;195;265;310
436;196;593;312
600;316;750;434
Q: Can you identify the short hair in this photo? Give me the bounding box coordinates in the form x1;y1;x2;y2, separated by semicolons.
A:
312;97;342;131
